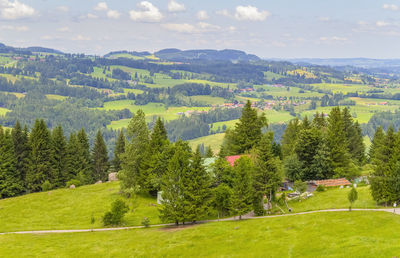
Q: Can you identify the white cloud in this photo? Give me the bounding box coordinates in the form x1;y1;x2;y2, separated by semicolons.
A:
197;22;221;32
228;26;236;32
0;24;28;31
197;10;208;20
376;21;390;27
234;5;270;21
57;26;70;32
107;9;120;19
0;0;36;20
94;2;108;11
383;4;399;11
318;16;330;22
319;36;348;42
162;22;224;33
57;6;69;12
41;35;55;40
168;0;185;12
162;23;195;33
129;1;163;22
87;13;98;19
72;35;91;41
216;9;230;17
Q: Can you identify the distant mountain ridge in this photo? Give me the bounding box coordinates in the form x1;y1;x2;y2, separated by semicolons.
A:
287;58;400;68
154;48;260;62
0;43;63;55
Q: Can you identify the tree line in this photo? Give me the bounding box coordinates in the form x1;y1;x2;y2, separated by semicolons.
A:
0;120;112;199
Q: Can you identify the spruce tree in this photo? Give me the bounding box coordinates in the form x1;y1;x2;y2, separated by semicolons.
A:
310;139;334;179
0;127;23;198
26;119;54;192
112;130;125;172
295;127;322;180
11;121;30;190
51;125;67;187
232;156;253;219
119;110;150;195
76;128;92;184
91;130;109;182
65;132;81;182
221;101;267;155
159;140;191;224
144;117;170;194
281;118;301;157
327;107;351;177
253;133;282;215
182;148;211;222
369;126;385;163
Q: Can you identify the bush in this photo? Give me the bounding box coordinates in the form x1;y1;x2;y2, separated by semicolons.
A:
103;199;129;226
316;185;326;192
141;217;150;228
294;180;307;194
41;180;52;191
66;179;81;188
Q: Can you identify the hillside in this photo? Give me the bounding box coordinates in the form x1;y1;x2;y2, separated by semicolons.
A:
1;211;399;257
0;182;160;232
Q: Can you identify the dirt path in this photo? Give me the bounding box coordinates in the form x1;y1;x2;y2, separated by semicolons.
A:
0;208;398;235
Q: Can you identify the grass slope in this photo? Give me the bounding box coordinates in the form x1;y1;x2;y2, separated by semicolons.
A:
188;133;225;153
288;186;380;212
0;182;160;233
1;211;400;257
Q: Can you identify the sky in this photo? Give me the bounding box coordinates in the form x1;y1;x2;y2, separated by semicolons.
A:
0;0;400;58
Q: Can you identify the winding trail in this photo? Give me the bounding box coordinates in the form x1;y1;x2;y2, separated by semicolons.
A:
0;208;398;235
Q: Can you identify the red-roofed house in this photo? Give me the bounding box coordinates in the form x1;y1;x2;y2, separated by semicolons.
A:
225;155;243;166
313;178;352;187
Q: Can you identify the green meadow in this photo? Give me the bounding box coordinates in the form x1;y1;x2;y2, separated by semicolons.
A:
188;133;226;152
1;211;399;257
0;182;159;233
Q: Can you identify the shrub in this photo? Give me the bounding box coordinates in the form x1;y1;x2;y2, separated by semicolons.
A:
294;180;307;194
103;199;129;226
141;217;150;228
41;180;52;191
316;185;326;192
66;179;81;188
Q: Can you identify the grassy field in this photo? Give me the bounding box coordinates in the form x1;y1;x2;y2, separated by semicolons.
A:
288;186;379;212
188;133;225;152
190;95;226;105
0;182;160;233
1;211;400;257
104;102;211;129
45;94;68;101
108;53;146;60
300;103;398;124
0;107;10;116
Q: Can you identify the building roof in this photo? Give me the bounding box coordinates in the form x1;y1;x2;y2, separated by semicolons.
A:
314;178;351;187
225;155;243;166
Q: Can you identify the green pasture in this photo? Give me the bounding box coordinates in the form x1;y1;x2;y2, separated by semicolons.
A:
188;133;225;153
1;211;400;257
0;182;160;233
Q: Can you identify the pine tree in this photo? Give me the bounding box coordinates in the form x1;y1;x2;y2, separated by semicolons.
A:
91;130;109;182
143;117;170;194
342;108;365;164
310;139;334;179
212;183;233;218
295;127;322;180
281;118;301;157
159;140;192;224
119;110;150;195
65;133;80;183
369;126;385;163
76;128;92;184
253;133;282;215
26;119;54;192
182;148;211;222
232;156;253;219
221;101;267;155
0;127;23;198
11;121;30;190
112;130;125;172
51;125;67;187
327;107;351;177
